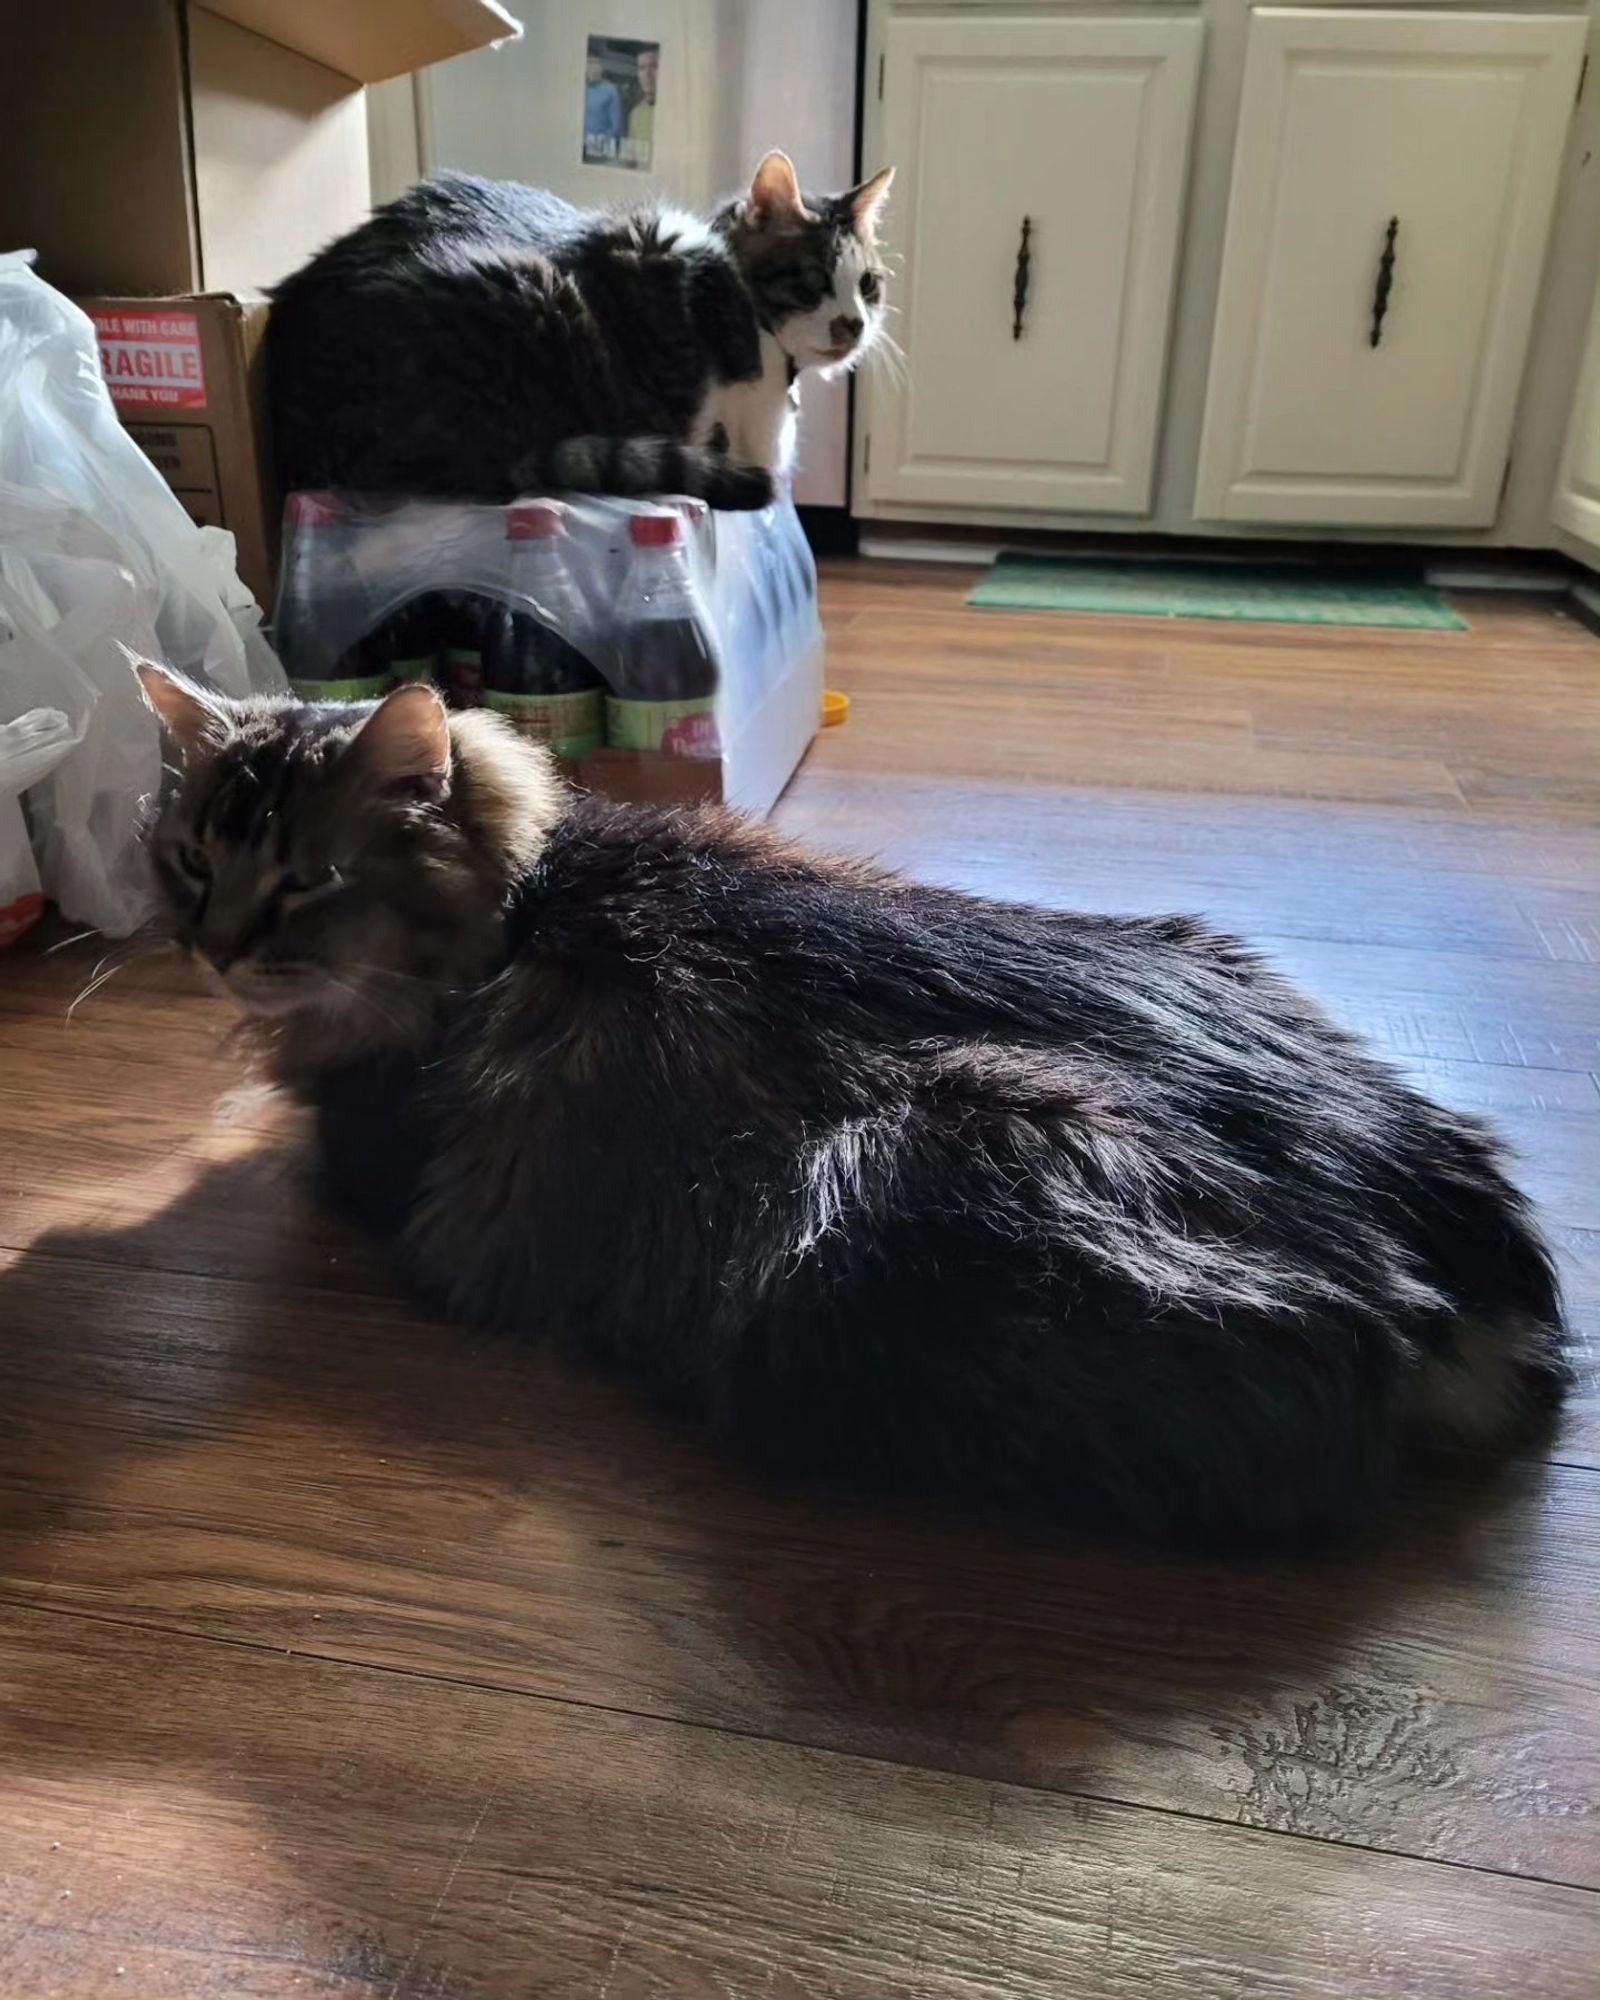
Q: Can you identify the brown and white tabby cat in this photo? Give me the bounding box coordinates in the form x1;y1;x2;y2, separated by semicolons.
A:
133;668;1568;1550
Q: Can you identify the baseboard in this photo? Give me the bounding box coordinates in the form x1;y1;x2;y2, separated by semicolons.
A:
850;523;1588;591
1567;578;1600;637
1422;561;1571;594
858;532;1002;565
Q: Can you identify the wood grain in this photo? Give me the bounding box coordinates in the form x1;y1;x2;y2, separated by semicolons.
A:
4;1603;1599;2000
0;1238;1597;1891
1;558;1597;1995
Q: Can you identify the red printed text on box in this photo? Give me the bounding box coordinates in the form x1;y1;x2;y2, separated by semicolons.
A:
90;309;206;410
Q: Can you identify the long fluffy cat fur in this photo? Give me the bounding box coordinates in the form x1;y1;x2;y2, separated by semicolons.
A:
136;674;1569;1550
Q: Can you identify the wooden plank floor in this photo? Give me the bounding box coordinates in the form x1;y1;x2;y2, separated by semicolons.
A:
1;562;1597;1997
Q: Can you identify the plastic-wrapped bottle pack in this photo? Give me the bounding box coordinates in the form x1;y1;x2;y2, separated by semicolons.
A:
271;489;824;814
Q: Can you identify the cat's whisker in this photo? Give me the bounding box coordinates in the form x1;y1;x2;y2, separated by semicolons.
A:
875;348;908;394
63;936;175;1023
866;328;910;392
44;927;104;957
318;968;414;1037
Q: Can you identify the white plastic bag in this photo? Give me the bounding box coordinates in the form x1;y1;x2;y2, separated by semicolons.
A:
0;704;73;949
0;252;284;934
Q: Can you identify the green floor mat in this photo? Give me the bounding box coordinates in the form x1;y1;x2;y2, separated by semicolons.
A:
967;555;1466;630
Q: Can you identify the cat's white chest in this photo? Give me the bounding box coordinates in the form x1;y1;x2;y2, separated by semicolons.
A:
695;333;797;475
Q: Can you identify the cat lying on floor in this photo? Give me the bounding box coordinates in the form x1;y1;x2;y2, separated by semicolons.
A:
267;151;894;510
133;667;1567;1549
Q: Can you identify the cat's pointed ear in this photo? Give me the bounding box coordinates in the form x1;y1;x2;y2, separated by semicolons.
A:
746;150;814;231
125;647;227;764
847;166;895;239
350;683;452;801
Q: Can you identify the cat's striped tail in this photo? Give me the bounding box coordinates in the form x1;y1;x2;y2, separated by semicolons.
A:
526;437;774;511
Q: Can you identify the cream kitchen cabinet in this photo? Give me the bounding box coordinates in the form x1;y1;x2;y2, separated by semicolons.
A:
860;11;1203;514
1554;270;1600;561
1194;8;1587;529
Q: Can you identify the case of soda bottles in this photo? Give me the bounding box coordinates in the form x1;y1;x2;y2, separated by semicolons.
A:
270;488;824;812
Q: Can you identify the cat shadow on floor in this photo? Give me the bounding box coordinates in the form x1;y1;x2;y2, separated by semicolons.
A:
0;1148;1573;1993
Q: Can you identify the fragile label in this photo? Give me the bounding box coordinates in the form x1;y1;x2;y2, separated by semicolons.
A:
90;309;206;409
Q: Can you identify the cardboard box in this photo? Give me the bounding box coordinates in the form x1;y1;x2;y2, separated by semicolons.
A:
82;295;278;612
1;0;519;609
570;653;824;816
0;0;519;298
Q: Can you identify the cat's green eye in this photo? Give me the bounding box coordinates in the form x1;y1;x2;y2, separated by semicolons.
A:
860;271;882;305
176;844;210;883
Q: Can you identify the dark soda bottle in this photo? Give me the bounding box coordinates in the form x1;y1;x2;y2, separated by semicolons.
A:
439;590;491;708
275;491;392;701
483;502;603;757
381;592;444;688
605;509;721;758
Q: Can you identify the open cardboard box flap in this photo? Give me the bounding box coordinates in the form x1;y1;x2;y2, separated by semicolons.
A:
196;0;521;85
3;0;523;300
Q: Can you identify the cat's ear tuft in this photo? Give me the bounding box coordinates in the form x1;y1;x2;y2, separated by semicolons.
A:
746;150;814;231
848;166;895;239
350;683;452;801
125;647;227;764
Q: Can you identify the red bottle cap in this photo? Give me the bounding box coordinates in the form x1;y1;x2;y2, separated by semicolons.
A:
286;490;345;527
507;500;564;541
630;509;684;548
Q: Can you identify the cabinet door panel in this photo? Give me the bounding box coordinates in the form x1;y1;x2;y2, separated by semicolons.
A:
1196;10;1585;529
1553;273;1600;561
864;15;1202;514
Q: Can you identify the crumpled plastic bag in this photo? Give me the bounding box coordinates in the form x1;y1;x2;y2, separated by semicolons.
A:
0;705;73;947
0;252;284;936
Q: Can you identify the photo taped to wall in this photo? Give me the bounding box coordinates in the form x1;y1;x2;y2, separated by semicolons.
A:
583;34;659;171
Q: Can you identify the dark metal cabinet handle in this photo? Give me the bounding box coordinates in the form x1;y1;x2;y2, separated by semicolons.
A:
1370;216;1399;349
1012;216;1033;341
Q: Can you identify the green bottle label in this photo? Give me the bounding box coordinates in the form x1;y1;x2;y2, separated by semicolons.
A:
445;647;484;705
289;672;392;702
605;695;721;759
486;688;603;758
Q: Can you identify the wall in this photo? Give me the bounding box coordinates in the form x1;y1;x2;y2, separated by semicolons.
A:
727;0;862;506
419;0;739;209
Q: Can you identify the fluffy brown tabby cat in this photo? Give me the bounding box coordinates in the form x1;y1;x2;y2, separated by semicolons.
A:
133;666;1568;1549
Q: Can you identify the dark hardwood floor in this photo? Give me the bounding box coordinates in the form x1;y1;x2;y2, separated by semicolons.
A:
1;562;1597;1996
